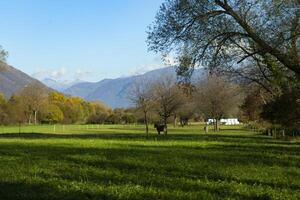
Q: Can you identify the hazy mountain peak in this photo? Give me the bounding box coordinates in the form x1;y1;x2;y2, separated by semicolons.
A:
42;78;83;92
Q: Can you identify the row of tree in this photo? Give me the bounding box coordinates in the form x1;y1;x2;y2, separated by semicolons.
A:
129;74;242;135
0;83;133;125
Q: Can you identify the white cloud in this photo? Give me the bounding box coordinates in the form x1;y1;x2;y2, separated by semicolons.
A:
32;67;96;82
75;68;93;80
128;55;171;76
50;67;68;79
32;67;68;80
130;63;163;75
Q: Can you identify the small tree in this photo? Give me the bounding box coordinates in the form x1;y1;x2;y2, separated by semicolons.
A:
0;93;8;125
240;86;268;122
152;75;184;134
177;101;195;127
129;77;153;135
194;75;241;131
19;83;48;125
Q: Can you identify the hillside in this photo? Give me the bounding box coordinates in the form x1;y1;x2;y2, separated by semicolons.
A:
63;67;204;108
0;61;48;97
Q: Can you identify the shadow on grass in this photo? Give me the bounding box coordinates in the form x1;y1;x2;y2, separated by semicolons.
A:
0;180;271;200
0;131;298;147
0;131;299;199
0;181;110;200
0;143;289;200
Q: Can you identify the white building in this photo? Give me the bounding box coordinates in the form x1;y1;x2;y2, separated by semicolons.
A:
207;118;240;125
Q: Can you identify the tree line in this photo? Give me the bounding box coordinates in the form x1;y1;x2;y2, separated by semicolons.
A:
129;74;242;135
0;83;137;125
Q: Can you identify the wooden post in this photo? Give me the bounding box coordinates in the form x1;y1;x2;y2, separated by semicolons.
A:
204;125;208;134
267;129;271;136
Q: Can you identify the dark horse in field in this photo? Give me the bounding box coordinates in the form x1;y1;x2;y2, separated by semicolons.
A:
154;122;165;135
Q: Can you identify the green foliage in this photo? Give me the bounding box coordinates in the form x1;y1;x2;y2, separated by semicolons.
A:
262;86;300;133
147;0;300;84
240;89;265;122
0;93;8;125
0;90;114;125
40;104;64;124
0;125;299;199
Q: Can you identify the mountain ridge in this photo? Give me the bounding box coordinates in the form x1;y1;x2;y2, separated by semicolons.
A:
0;61;48;98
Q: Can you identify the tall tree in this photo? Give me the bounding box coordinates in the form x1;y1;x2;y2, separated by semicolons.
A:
148;0;300;90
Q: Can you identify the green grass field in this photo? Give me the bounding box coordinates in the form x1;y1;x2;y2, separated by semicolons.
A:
0;124;299;200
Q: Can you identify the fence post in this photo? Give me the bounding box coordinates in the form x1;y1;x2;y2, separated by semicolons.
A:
19;122;21;135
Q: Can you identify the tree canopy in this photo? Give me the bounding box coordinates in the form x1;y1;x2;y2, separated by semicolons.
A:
147;0;300;91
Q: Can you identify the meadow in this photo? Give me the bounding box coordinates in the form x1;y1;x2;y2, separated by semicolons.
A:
0;124;299;200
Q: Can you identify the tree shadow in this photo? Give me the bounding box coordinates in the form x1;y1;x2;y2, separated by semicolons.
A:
0;131;299;199
1;131;299;148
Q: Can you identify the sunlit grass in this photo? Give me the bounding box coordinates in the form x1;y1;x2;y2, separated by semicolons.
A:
0;124;299;199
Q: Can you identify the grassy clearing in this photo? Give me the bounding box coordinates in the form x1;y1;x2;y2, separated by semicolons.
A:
0;124;299;199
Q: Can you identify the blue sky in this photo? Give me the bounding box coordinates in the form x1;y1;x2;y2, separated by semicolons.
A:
0;0;167;82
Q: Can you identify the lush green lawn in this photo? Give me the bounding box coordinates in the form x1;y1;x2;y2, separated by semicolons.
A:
0;124;299;200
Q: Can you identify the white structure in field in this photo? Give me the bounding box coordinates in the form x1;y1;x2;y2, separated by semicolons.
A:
207;118;240;125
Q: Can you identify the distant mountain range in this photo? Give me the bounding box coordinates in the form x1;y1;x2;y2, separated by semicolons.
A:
0;63;204;108
0;61;48;97
47;67;204;108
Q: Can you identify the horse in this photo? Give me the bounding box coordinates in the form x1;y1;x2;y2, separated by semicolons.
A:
154;122;165;135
